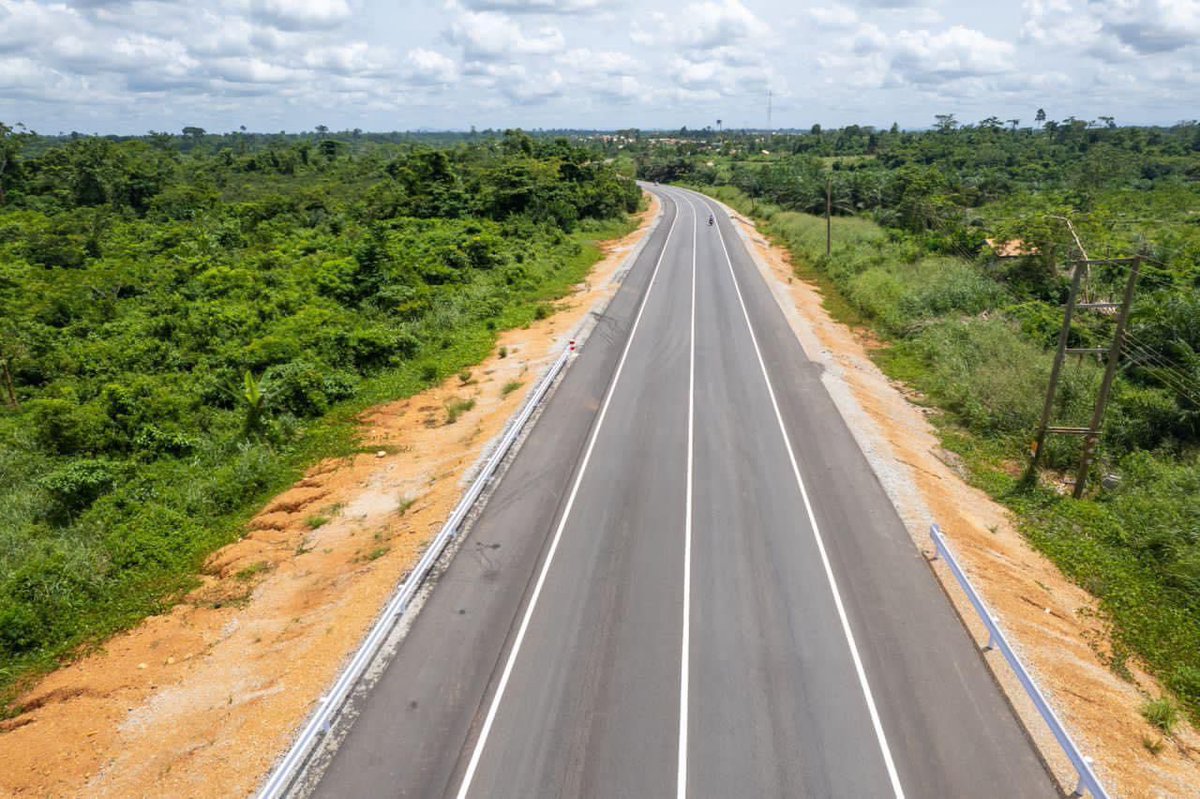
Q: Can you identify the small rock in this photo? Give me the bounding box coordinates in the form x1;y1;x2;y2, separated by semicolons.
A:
166;657;175;665
376;450;387;458
137;663;147;670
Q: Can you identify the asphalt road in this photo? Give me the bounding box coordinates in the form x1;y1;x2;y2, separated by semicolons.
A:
302;186;1055;798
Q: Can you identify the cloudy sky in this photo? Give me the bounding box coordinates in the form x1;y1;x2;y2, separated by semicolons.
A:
0;0;1197;134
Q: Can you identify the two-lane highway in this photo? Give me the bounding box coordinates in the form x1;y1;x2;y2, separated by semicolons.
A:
299;186;1054;798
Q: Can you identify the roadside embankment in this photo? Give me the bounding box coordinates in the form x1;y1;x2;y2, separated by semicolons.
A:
0;195;661;799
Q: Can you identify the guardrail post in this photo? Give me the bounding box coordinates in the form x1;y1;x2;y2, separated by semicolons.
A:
985;617;999;652
319;697;331;734
1072;758;1093;797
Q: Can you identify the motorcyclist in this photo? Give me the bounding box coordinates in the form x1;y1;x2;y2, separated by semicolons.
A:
708;214;715;226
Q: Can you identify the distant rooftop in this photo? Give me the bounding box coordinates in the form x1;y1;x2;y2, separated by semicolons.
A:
986;238;1039;258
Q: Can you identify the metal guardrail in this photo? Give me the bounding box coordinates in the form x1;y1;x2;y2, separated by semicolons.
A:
257;345;574;799
929;524;1111;799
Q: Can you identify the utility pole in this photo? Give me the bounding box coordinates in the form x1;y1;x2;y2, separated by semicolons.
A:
1074;257;1140;498
767;90;772;133
1028;257;1141;496
825;178;832;257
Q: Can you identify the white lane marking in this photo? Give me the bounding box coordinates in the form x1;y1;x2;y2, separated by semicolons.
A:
455;189;683;799
676;188;697;799
685;191;906;799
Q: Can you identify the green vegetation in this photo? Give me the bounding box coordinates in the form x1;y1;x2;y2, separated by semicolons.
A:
361;547;389;563
501;380;523;397
443;397;476;424
0;128;638;706
234;561;272;582
1142;697;1181;734
637;118;1200;721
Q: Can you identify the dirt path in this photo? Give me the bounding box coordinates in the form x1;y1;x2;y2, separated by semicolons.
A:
0;195;661;799
724;207;1200;799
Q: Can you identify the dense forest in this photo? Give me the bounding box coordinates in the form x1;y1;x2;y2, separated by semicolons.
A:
625;118;1200;721
0;128;639;703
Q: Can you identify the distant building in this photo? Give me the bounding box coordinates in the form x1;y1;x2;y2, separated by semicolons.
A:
985;238;1039;258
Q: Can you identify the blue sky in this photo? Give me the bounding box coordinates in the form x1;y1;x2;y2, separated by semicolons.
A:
0;0;1197;134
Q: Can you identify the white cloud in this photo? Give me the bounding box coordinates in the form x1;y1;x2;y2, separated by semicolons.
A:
1096;0;1200;53
473;62;564;102
458;0;612;12
889;25;1015;83
555;47;637;74
252;0;352;30
446;10;565;60
809;4;860;29
632;0;770;51
210;56;299;83
303;42;392;75
1022;0;1200;56
406;48;459;84
0;0;1196;133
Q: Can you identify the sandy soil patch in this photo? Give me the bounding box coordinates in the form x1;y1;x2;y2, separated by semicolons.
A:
0;193;661;799
725;207;1199;798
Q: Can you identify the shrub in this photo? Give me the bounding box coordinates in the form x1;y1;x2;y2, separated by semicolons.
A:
444;397;475;424
264;360;357;418
38;459;119;516
102;503;202;571
26;399;110;456
1142;697;1180;734
133;425;198;458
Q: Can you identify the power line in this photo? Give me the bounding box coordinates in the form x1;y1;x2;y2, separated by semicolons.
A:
1121;350;1200;397
1118;340;1200;405
1123;331;1200;372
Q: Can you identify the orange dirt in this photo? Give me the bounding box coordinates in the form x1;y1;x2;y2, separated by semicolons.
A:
0;193;661;799
727;208;1199;799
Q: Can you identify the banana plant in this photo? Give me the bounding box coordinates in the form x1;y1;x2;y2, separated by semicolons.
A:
241;369;268;438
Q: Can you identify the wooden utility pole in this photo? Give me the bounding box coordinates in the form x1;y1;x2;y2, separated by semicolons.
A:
825;178;832;257
1074;257;1140;498
1028;257;1141;496
1030;260;1085;473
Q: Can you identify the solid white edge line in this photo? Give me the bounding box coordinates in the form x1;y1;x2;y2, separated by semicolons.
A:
688;189;907;799
454;188;683;799
676;191;697;799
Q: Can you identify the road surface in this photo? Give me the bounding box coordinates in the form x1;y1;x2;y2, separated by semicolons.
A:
300;186;1054;798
